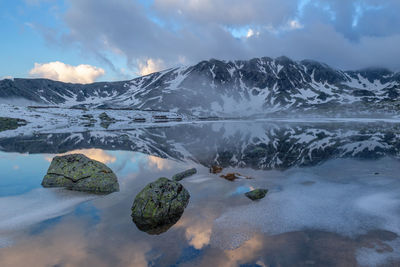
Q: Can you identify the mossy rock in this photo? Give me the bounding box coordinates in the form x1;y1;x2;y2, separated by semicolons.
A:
99;112;115;122
42;154;119;194
0;117;27;132
99;112;116;129
131;177;190;234
245;188;268;200
172;168;197;181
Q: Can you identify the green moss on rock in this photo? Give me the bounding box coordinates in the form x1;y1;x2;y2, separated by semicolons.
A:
131;177;190;234
245;188;268;200
0;117;27;132
41;153;119;194
99;112;116;129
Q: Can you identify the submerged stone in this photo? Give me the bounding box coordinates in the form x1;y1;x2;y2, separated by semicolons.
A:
172;168;197;181
0;117;27;132
99;112;114;122
99;112;116;129
245;188;268;200
41;154;119;194
81;114;97;127
131;177;190;235
220;173;238;181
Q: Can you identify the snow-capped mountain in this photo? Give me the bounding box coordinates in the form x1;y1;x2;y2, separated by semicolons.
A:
1;56;400;116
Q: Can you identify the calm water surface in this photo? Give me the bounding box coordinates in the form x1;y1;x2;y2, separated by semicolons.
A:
1;121;400;267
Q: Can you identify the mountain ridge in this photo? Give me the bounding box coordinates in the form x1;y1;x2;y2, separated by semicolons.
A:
1;56;400;116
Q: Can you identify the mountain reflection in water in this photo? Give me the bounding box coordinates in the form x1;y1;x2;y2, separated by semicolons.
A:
1;121;400;266
1;121;400;170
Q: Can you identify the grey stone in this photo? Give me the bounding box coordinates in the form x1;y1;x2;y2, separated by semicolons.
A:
172;168;197;181
0;117;27;132
131;177;190;234
245;188;268;200
41;153;119;194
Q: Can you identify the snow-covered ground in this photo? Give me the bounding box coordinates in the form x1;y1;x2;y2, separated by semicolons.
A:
0;104;191;138
3;102;400;143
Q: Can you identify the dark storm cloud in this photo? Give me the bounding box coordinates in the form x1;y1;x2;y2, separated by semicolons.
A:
58;0;400;76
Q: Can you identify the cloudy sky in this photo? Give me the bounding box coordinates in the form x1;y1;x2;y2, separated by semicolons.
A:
1;0;400;83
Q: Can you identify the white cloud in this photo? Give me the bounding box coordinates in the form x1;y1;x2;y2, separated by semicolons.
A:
146;155;171;170
246;28;260;38
288;20;304;30
184;223;212;249
138;59;165;76
45;149;116;164
247;29;255;38
29;61;105;84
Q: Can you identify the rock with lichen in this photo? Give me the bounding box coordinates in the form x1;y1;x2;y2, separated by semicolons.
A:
41;154;119;194
131;177;190;234
245;189;268;200
172;168;197;181
99;112;116;129
0;117;27;132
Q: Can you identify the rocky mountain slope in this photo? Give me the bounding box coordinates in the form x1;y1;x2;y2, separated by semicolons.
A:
1;56;400;116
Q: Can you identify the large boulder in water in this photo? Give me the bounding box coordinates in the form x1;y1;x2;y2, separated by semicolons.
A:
131;177;190;234
42;154;119;194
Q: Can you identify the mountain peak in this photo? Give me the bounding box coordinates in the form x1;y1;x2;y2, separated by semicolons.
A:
1;56;399;117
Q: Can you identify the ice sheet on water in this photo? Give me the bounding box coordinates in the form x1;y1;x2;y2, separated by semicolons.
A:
356;238;400;267
210;158;400;266
0;188;96;232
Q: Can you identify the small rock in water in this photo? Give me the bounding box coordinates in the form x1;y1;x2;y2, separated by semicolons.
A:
210;165;223;174
131;177;190;235
220;172;251;181
133;118;146;122
41;154;119;194
220;173;238;181
0;117;27;132
245;189;268;200
99;112;115;122
81;114;97;127
172;168;197;181
99;112;116;129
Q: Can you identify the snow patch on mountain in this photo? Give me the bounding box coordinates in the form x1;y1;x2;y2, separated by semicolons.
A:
1;56;399;116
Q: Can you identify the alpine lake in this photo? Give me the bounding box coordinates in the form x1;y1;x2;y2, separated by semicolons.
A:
1;119;400;267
